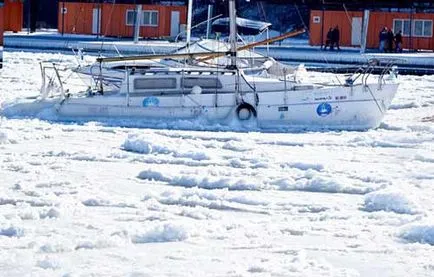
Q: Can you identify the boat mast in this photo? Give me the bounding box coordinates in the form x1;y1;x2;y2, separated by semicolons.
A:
228;0;237;69
186;0;193;50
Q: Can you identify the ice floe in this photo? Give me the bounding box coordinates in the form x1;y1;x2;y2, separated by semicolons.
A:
399;222;434;245
122;133;210;161
131;223;190;243
363;189;422;215
0;226;25;238
36;256;62;270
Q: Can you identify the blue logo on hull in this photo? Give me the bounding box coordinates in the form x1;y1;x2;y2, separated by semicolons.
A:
316;102;332;117
143;97;160;107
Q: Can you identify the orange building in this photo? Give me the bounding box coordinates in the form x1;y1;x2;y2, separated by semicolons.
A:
1;0;23;57
310;10;434;51
0;0;24;68
58;2;187;39
3;0;23;32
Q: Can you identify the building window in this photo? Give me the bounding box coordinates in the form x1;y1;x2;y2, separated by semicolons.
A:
393;19;433;38
413;20;432;37
142;11;158;26
424;21;433;37
126;10;136;26
393;19;411;36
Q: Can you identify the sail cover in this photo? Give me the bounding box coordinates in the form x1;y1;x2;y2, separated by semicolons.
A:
212;17;272;36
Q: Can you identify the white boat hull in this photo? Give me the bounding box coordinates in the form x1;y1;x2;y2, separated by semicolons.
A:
54;83;398;130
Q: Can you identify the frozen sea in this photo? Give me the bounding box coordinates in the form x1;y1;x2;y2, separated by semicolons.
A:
0;51;433;276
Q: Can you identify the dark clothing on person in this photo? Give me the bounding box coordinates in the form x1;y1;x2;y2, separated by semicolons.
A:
324;29;333;50
379;29;388;52
395;33;403;44
379;30;388;41
395;32;403;52
331;27;340;50
386;30;394;53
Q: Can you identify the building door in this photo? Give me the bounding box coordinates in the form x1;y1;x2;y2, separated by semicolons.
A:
170;11;180;38
351;17;362;46
92;8;101;35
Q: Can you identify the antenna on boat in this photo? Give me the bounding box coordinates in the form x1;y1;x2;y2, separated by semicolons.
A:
228;0;238;69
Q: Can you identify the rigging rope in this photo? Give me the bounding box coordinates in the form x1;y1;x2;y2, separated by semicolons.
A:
342;4;355;29
99;0;117;55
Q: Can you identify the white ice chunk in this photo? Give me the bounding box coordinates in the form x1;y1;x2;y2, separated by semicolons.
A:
363;189;422;215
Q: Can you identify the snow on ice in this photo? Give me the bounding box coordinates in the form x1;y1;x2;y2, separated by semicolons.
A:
363;188;422;215
399;222;434;246
131;223;190;244
0;51;433;276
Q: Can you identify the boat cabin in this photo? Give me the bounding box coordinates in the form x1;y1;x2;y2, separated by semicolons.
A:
120;68;236;96
116;67;306;96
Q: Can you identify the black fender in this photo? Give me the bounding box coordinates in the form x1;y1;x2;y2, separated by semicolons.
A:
236;103;257;120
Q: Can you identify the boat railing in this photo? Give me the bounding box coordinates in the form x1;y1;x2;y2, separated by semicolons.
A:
345;58;399;88
378;60;399;88
40;62;71;99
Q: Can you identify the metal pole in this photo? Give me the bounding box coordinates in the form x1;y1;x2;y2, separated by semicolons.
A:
27;0;31;34
283;68;287;105
409;6;414;51
62;1;65;36
53;64;65;99
126;68;130;107
186;0;193;49
134;5;142;43
97;1;101;39
40;63;46;97
360;9;370;54
206;4;213;39
320;7;325;49
228;0;237;69
266;28;269;56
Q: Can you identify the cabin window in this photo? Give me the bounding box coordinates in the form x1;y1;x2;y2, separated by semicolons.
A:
393;19;411;36
142;11;159;26
182;77;223;89
134;78;177;90
126;10;136;26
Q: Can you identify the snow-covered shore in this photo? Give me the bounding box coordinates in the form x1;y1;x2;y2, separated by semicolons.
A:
0;51;433;276
5;31;434;72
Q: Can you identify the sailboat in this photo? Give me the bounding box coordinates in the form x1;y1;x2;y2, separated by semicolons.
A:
8;0;399;130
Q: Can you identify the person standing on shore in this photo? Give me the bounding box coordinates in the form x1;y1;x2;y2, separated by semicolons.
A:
387;28;395;53
332;26;340;51
379;27;388;52
324;28;333;50
395;30;403;53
